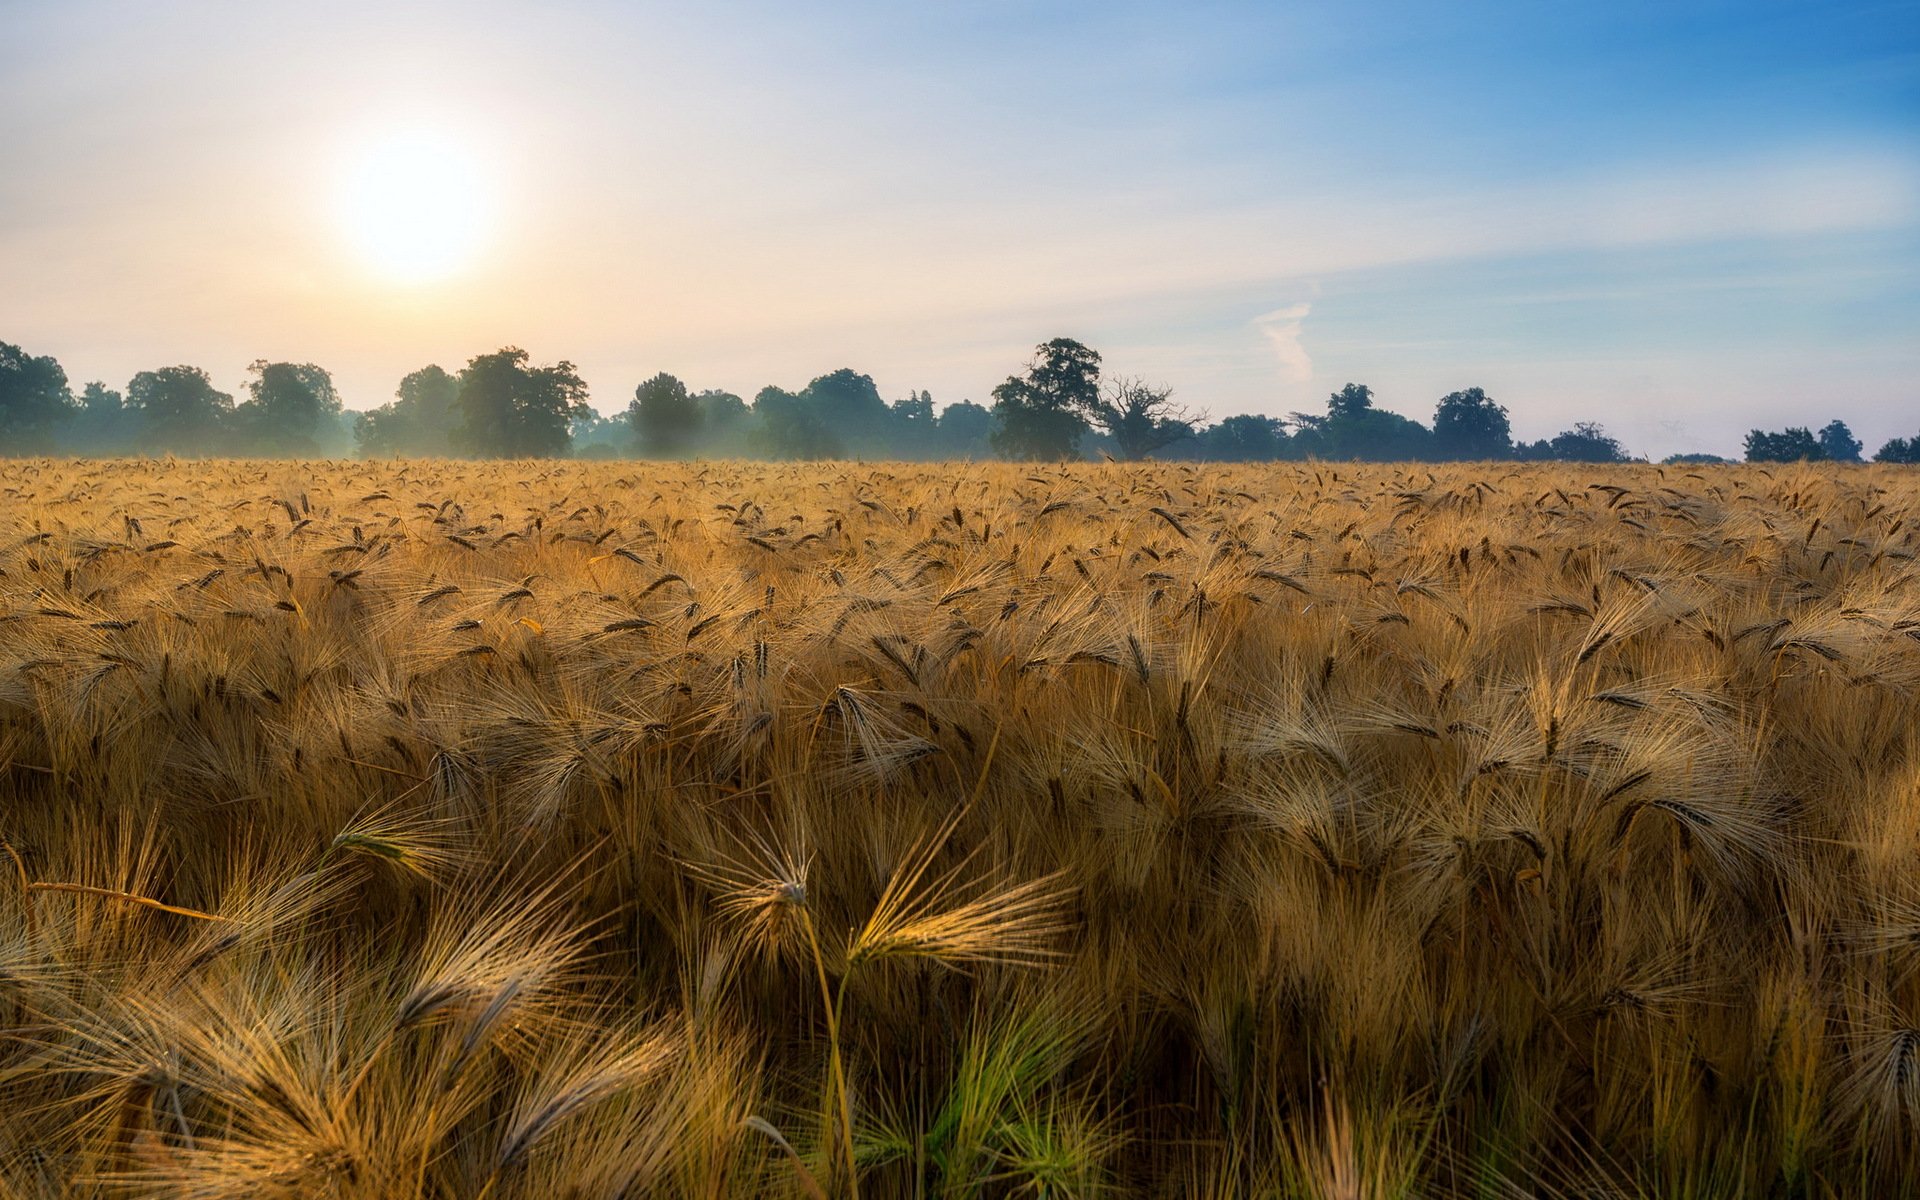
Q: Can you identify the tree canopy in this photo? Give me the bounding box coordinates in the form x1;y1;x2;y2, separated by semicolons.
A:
990;338;1099;461
5;333;1910;465
1744;426;1826;463
357;365;460;457
127;366;233;449
628;372;702;458
1431;388;1513;460
1519;422;1631;463
1188;414;1291;462
237;361;343;455
1291;384;1433;461
753;385;842;459
451;348;591;458
1817;419;1863;463
0;341;74;453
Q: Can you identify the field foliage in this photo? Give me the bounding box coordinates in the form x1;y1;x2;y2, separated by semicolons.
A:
2;458;1919;1197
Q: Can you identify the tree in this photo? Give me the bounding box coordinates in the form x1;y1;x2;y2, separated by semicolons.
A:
890;390;939;458
1817;419;1863;463
1663;452;1732;465
237;360;343;454
803;369;891;450
1542;422;1630;463
357;365;460;457
451;348;591;458
1431;387;1513;460
127;365;233;451
935;401;994;459
1290;383;1431;460
80;381;122;417
695;389;749;426
628;372;702;457
1876;435;1920;464
1082;376;1194;461
570;411;629;458
693;390;752;455
753;386;841;458
1744;427;1825;463
744;371;892;459
892;390;934;427
65;381;135;455
1327;382;1374;420
1189;414;1290;461
0;342;75;454
990;338;1099;461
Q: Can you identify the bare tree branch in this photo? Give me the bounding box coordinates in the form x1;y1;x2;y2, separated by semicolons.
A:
1080;376;1197;461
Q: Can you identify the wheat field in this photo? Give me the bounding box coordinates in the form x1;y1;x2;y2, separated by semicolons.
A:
0;457;1917;1197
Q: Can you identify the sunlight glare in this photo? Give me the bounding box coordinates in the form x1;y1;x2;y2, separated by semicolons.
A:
340;131;489;284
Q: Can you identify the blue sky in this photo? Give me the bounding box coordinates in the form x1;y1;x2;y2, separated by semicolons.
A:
1;0;1915;456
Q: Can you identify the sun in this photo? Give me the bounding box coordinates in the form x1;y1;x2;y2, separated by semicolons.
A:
339;130;490;284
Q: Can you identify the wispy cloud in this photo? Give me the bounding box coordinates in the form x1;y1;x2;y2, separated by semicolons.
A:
1253;303;1313;383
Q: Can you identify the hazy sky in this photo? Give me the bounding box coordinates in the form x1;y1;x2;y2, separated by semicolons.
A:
2;0;1915;457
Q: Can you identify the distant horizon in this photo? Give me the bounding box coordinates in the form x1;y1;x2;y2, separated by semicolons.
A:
7;332;1912;465
4;1;1916;460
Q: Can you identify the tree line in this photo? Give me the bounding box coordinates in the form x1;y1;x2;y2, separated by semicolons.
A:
1;335;1911;463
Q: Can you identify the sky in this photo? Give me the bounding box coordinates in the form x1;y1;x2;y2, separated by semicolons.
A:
1;0;1915;458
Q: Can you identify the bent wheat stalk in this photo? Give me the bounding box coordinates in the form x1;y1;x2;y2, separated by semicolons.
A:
25;881;230;922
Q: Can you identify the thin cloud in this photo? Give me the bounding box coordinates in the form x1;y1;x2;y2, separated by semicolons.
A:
1254;303;1313;383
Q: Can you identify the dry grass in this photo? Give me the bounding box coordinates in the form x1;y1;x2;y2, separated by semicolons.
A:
0;456;1917;1196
